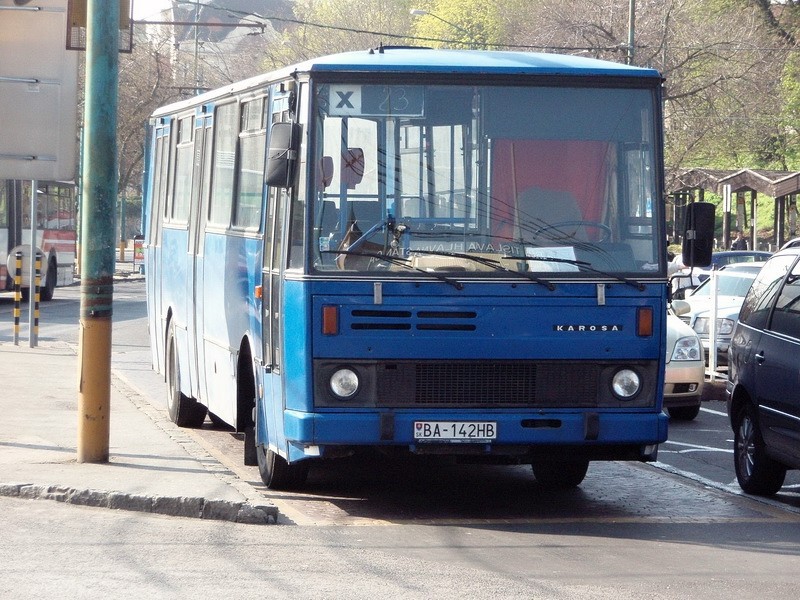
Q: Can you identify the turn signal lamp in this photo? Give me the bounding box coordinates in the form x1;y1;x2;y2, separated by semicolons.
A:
637;307;653;337
322;305;338;335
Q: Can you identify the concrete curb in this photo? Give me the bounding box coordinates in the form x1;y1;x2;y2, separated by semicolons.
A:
0;482;278;524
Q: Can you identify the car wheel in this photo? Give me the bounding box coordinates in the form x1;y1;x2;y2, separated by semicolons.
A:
256;443;309;490
667;404;700;421
734;403;786;496
531;460;589;488
165;321;207;428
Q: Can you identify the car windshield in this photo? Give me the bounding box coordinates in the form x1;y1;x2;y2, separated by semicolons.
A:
690;273;756;298
310;82;662;278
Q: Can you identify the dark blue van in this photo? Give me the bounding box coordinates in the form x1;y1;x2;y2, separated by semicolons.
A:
727;246;800;495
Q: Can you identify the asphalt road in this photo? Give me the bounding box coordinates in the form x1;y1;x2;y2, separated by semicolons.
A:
662;392;800;511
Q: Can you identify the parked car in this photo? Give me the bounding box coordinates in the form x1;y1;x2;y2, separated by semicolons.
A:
727;245;800;495
664;304;705;421
678;264;762;365
671;250;771;295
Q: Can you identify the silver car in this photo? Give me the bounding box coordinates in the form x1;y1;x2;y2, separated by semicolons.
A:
664;306;705;421
679;264;762;365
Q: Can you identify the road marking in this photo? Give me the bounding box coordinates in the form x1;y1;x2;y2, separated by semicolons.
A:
662;440;733;453
700;406;728;417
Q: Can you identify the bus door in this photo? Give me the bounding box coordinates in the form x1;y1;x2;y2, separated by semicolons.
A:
146;120;172;374
0;181;19;284
262;88;294;443
188;109;213;402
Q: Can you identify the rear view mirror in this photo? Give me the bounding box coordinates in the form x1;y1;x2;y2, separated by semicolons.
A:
682;202;714;267
266;122;300;188
670;299;691;316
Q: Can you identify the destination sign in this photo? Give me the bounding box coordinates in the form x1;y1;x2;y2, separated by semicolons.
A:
329;85;424;117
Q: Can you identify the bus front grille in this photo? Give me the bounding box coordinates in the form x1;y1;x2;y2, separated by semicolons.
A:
376;361;600;407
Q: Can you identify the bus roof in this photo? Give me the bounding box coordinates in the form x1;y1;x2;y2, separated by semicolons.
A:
300;48;661;78
152;48;661;118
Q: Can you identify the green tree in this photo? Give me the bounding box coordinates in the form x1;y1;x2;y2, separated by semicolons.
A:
408;0;504;49
777;52;800;169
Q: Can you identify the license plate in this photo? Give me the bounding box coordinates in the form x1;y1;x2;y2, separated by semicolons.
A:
414;421;497;442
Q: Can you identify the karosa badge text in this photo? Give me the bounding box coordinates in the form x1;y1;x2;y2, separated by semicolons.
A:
553;324;623;332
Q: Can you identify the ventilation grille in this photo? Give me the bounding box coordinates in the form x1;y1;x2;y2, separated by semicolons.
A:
350;309;477;331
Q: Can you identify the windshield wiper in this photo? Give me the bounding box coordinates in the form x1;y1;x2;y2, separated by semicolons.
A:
514;254;646;291
322;250;464;290
407;249;556;291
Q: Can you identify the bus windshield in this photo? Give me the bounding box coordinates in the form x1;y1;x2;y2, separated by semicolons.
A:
311;83;661;277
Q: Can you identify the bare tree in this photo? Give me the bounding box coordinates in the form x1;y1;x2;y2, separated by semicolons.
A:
117;30;184;205
496;0;797;183
276;0;416;63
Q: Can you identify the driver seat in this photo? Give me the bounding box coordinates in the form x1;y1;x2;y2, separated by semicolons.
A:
517;187;587;244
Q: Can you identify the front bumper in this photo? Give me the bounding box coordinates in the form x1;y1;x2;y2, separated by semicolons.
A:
664;360;704;407
284;409;668;461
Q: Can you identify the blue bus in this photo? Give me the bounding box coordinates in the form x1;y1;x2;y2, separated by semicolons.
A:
143;48;706;490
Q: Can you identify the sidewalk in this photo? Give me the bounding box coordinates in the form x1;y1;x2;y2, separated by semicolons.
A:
0;341;277;524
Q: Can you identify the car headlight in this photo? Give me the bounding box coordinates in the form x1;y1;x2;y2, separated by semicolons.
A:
693;317;708;334
612;368;641;399
693;317;735;336
671;336;702;361
330;368;360;399
718;318;735;335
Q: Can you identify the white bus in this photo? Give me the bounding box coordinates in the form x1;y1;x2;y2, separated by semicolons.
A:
0;179;76;300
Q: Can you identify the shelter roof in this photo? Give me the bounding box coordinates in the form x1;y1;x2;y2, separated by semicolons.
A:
671;168;800;198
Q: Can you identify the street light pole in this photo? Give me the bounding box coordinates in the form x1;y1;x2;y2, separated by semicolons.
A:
194;0;200;94
627;0;636;65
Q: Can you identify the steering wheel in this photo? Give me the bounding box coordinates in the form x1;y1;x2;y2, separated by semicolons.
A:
531;220;611;243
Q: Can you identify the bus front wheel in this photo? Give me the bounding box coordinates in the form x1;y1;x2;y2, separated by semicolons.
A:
166;322;207;428
256;444;309;490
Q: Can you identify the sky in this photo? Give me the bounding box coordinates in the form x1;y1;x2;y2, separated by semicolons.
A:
132;0;171;20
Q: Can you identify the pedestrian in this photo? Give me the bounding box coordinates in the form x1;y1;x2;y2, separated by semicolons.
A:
731;229;748;250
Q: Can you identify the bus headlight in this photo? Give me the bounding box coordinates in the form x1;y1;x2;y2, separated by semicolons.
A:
611;368;641;399
330;368;360;399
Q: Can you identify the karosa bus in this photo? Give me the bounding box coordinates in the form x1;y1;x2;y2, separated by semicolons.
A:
143;47;710;490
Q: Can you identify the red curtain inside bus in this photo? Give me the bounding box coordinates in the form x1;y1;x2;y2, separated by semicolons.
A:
491;140;609;242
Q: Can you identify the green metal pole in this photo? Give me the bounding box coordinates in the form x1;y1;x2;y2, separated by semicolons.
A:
77;0;119;464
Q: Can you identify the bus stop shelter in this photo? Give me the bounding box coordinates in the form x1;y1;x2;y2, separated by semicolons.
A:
669;168;800;250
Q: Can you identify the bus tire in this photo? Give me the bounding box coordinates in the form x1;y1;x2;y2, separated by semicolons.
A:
532;460;589;489
40;258;57;301
166;321;207;428
243;425;257;466
256;444;308;490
